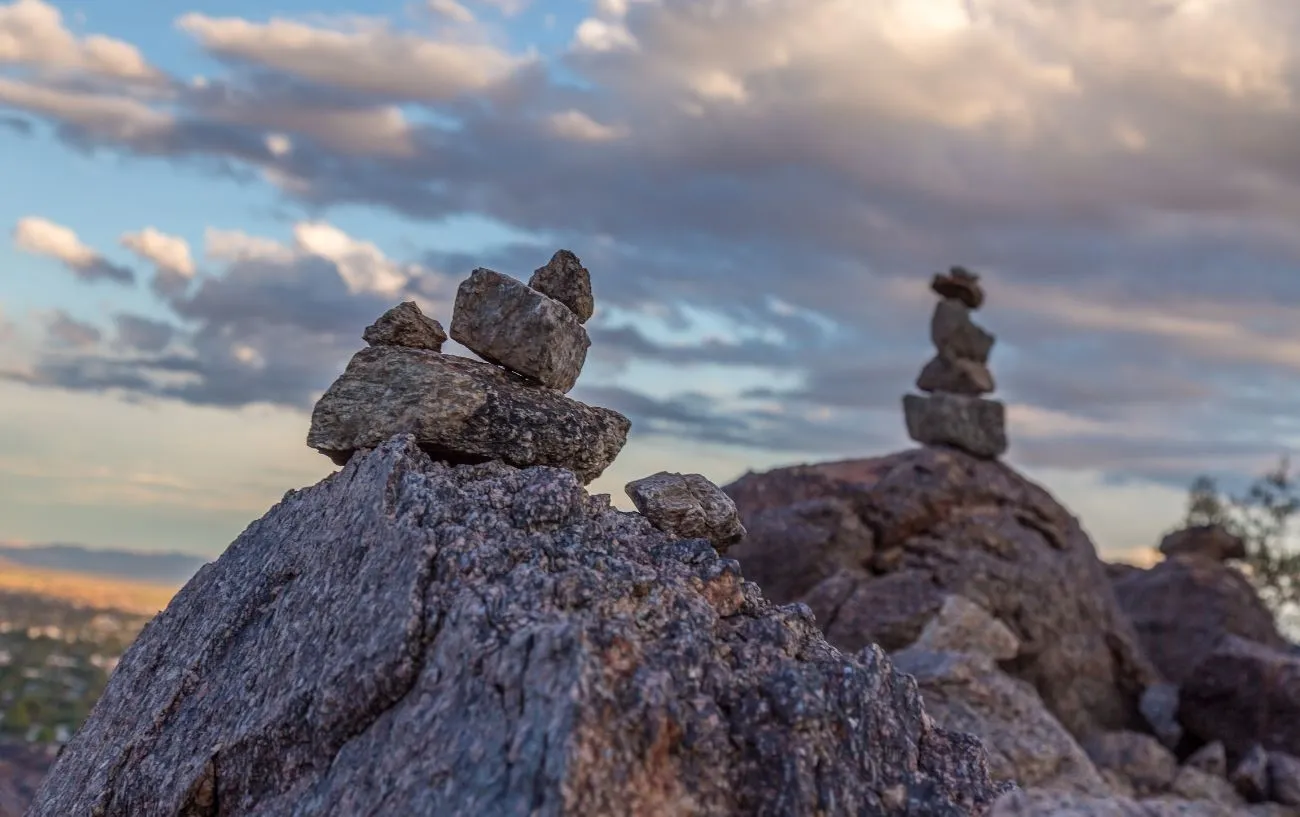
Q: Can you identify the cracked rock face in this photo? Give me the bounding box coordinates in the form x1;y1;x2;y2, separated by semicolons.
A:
362;301;447;351
450;267;591;393
306;345;628;484
28;436;1006;817
624;471;747;552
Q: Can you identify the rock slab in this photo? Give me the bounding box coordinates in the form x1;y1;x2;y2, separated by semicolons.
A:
903;392;1008;459
1158;525;1246;562
1180;636;1300;760
306;345;628;484
450;267;591;393
27;436;1006;817
624;471;747;552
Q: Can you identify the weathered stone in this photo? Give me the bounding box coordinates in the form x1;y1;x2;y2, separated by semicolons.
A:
932;266;985;309
1111;555;1287;685
725;447;1162;740
911;594;1021;661
361;301;447;351
1139;683;1183;750
1158;525;1247;562
450;267;591;392
903;392;1008;459
306;345;628;484
529;250;594;324
623;471;746;552
27;436;1006;817
932;298;996;362
1179;636;1300;758
988;788;1256;816
1232;745;1271;803
1185;742;1229;778
1169;766;1245;808
916;354;996;395
1080;731;1178;798
892;647;1110;796
1269;751;1300;807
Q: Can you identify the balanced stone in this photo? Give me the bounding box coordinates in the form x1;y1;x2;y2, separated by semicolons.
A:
916;355;995;395
931;299;994;362
903;392;1007;459
529;250;594;324
624;471;747;552
362;301;447;351
450;268;590;393
931;266;984;310
307;345;628;483
1158;525;1246;562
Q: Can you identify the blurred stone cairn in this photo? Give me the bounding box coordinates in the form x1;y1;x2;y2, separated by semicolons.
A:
306;249;746;549
903;266;1008;459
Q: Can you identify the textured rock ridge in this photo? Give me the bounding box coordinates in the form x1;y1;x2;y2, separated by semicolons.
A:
28;436;1007;817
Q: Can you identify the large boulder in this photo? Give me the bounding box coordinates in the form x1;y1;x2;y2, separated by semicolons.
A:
724;447;1161;739
29;436;1006;817
1110;555;1287;685
1179;636;1300;761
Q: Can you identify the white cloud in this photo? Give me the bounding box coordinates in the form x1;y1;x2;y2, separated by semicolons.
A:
14;216;97;267
0;77;171;141
120;227;195;277
0;0;157;79
175;12;531;102
546;109;629;142
427;0;476;24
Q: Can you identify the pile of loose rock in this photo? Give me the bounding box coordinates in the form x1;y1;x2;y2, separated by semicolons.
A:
306;251;629;484
903;266;1007;459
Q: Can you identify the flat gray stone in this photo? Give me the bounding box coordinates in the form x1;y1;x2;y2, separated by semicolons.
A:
911;594;1021;661
931;298;995;362
306;345;627;483
529;250;594;324
624;471;746;552
450;267;590;393
362;301;447;351
916;354;996;395
903;392;1007;459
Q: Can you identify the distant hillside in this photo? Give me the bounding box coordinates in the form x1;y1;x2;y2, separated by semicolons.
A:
0;544;207;586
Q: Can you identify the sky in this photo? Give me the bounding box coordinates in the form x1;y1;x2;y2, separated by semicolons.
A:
2;0;1299;562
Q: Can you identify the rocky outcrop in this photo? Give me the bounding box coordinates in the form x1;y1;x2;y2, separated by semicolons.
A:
308;255;630;483
28;436;1008;817
624;471;746;552
1179;636;1300;760
1158;525;1246;562
1111;553;1287;686
725;446;1160;739
904;267;1007;459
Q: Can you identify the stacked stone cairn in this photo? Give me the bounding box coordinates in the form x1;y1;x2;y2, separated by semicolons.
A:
306;251;630;484
902;266;1008;459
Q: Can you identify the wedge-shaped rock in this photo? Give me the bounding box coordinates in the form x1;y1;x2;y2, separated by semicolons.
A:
916;354;996;395
624;471;746;552
931;299;995;362
529;250;594;324
931;266;985;309
28;437;1006;817
306;346;627;483
362;301;447;351
904;392;1007;459
451;267;590;392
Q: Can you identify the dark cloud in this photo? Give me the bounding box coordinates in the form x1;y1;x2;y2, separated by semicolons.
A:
0;115;32;135
44;311;102;348
113;314;176;353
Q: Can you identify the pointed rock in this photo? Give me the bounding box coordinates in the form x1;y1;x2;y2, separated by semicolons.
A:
529;250;595;324
362;301;447;351
450;267;591;393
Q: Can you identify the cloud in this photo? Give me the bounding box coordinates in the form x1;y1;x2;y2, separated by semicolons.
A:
43;311;101;348
0;0;158;80
112;314;176;353
427;0;476;24
13;216;135;284
175;13;531;103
